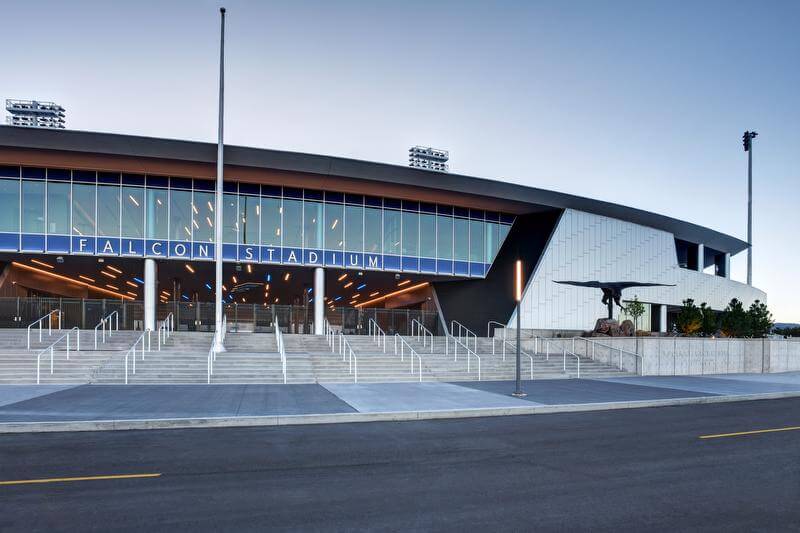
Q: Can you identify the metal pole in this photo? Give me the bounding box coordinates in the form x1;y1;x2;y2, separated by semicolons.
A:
512;259;526;397
213;7;226;353
747;137;753;286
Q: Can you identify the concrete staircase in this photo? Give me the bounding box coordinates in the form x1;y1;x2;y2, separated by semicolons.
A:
399;335;633;380
0;328;631;385
211;333;310;384
0;328;143;384
94;332;213;384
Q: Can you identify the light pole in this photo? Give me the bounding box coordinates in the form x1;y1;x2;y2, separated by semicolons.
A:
512;259;526;398
743;130;758;286
213;7;226;353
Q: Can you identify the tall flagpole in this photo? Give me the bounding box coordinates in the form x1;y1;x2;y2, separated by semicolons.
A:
214;7;226;352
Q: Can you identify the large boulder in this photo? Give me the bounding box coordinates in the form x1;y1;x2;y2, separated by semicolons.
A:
620;320;634;337
593;318;621;337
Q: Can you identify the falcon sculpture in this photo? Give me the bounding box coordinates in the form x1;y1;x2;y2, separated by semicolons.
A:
554;281;674;319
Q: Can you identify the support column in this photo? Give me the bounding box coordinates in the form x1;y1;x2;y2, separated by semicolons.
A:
724;253;731;279
659;304;668;333
144;259;158;331
313;267;325;335
696;244;704;272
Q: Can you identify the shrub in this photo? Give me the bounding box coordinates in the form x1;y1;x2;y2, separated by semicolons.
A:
676;299;702;336
748;300;774;338
720;298;751;337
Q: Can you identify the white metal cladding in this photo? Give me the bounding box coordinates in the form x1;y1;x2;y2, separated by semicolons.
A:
512;209;767;331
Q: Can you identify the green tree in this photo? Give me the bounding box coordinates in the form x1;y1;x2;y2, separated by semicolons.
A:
626;296;646;334
775;326;800;337
676;299;702;336
699;302;718;336
720;298;752;337
748;300;774;338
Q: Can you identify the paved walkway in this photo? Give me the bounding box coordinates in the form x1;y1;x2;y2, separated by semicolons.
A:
1;372;799;425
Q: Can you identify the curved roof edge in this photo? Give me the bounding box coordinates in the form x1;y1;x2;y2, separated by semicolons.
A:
0;126;749;254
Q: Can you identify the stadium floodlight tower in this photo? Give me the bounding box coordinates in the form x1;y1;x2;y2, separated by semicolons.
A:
6;99;65;129
408;146;449;172
742;130;758;286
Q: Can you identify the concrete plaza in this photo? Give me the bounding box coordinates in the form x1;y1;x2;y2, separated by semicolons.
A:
1;372;800;430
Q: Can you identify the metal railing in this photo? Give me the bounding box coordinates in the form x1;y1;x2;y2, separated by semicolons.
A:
487;320;506;339
394;334;423;382
538;338;581;378
368;318;387;353
494;337;534;379
93;311;119;350
156;312;174;351
450;320;477;354
27;309;62;349
445;334;481;380
33;327;79;384
275;315;287;384
410;318;434;352
123;332;147;385
207;315;227;384
324;318;337;349
336;332;358;383
573;337;642;375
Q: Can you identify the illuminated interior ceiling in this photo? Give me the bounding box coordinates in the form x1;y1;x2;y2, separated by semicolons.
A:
0;254;452;308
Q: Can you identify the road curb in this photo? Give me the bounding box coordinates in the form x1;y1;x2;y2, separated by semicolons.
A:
1;390;799;434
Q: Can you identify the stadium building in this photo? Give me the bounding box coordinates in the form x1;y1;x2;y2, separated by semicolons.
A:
0;127;765;337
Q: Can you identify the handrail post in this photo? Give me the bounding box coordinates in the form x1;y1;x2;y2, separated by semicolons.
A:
66;332;70;360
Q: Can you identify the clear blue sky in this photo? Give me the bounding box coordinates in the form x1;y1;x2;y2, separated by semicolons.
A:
2;0;798;321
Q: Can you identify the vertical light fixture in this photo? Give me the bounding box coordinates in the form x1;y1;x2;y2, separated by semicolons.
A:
743;130;758;286
512;259;526;398
213;7;227;353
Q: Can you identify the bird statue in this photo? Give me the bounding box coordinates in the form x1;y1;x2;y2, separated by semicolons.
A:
554;281;674;319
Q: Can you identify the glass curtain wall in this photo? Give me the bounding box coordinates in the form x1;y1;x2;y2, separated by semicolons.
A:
0;179;19;232
21;181;44;233
1;166;515;273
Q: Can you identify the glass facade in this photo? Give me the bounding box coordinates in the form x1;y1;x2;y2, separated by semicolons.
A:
0;166;515;276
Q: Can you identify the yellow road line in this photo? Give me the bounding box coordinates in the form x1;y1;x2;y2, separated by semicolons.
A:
700;426;800;439
0;473;161;486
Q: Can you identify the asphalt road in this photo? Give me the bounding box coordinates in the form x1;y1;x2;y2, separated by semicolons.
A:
2;399;799;532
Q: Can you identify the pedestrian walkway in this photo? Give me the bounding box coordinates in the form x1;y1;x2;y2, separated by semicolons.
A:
1;372;799;428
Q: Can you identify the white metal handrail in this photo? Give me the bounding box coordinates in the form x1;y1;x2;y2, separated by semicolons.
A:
124;332;147;385
563;349;581;378
394;334;423;382
367;318;387;353
324;318;338;349
450;320;477;354
494;337;534;379
573;337;641;375
34;327;79;384
337;332;358;383
495;334;545;358
27;309;62;349
93;311;119;350
275;316;287;384
487;320;506;339
410;318;434;352
156;312;174;351
445;334;481;380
